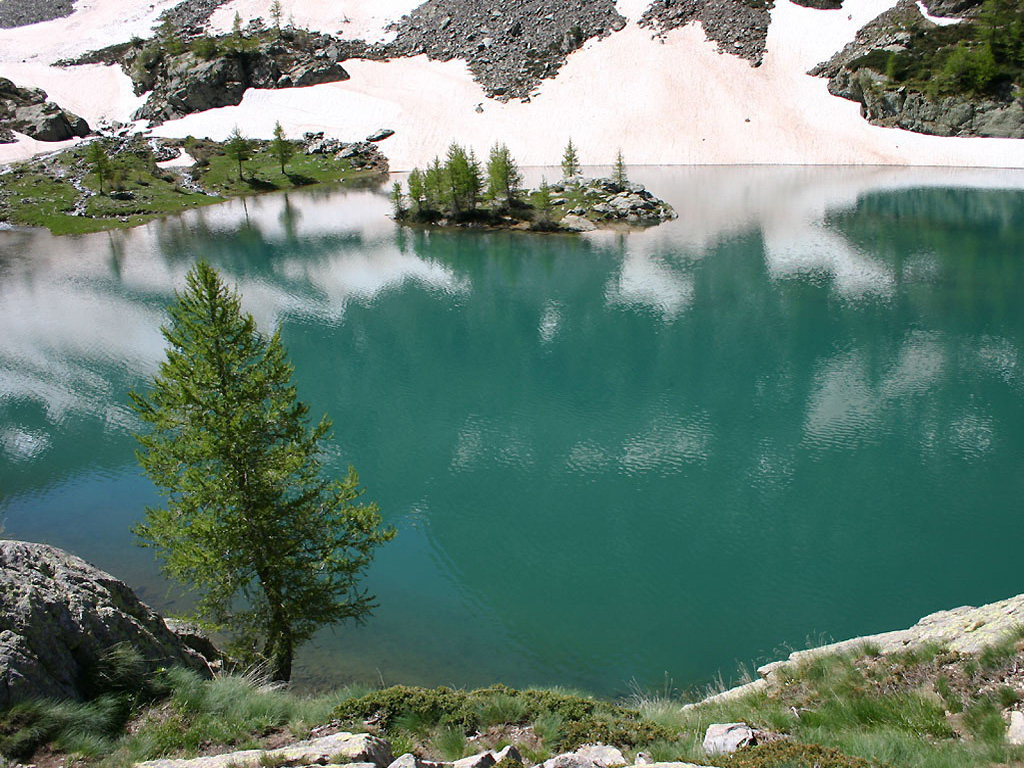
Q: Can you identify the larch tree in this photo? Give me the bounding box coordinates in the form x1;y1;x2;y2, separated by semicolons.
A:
224;127;253;181
130;261;395;682
485;142;522;209
269;121;294;175
561;138;580;179
612;149;628;186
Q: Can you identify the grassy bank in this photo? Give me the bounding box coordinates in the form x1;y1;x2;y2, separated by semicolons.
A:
5;628;1024;768
0;136;384;236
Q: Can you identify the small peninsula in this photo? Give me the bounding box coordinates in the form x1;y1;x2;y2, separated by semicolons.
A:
0;129;388;235
392;142;676;233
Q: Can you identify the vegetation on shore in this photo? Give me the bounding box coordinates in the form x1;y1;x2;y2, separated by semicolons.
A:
848;0;1023;99
6;626;1024;768
0;131;383;235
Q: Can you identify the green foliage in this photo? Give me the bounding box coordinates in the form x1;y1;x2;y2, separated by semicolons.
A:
406;168;426;213
332;685;671;752
962;696;1005;743
391;181;406;216
429;726;468;760
270;0;283;29
717;741;878;768
85;140;112;194
849;0;1024;99
192;36;221;59
485;142;522;209
533;178;553;225
224;126;254;181
130;262;395;681
269;121;295;174
445;143;483;215
561;139;580;179
611;150;627;186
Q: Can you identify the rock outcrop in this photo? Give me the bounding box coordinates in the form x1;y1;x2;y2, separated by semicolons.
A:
127;31;355;123
302;132;390;174
136;732;393;768
691;591;1024;710
387;0;626;101
550;177;677;227
0;78;90;143
811;0;1024;138
0;540;215;708
639;0;774;66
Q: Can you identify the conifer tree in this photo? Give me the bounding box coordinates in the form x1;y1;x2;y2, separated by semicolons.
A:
406;168;426;214
612;149;628;186
131;262;395;682
224;127;253;181
561;138;580;179
486;142;522;209
269;121;294;175
86;140;111;194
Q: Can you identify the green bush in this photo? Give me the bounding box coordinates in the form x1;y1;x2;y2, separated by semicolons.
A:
717;741;879;768
333;685;671;751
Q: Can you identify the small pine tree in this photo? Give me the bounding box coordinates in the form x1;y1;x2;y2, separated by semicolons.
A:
535;177;554;224
224;126;253;181
612;149;628;186
406;168;426;214
232;11;244;37
485;142;522;209
85;140;111;194
391;181;405;217
561;138;580;179
131;262;395;682
269;121;294;174
423;157;445;211
270;0;283;30
444;143;482;215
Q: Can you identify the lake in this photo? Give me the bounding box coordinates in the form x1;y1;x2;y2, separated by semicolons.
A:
2;165;1024;697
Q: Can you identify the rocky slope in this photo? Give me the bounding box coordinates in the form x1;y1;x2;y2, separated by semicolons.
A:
811;0;1024;138
0;0;75;29
0;540;217;709
639;0;774;66
387;0;625;101
0;77;89;143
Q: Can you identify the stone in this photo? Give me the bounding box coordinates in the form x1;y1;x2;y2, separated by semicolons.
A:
1007;710;1024;746
0;77;90;142
702;722;757;756
387;754;445;768
543;755;599;768
454;752;496;768
0;540;214;709
573;745;626;767
490;745;523;764
138;732;393;768
366;128;396;142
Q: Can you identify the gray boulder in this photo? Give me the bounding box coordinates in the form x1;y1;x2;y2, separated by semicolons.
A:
702;723;757;756
573;745;626;767
0;77;90;142
0;539;214;708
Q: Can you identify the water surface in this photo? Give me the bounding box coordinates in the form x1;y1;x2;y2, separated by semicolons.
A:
2;166;1024;696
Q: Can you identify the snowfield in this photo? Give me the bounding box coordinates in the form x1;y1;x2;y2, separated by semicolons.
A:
1;0;1022;169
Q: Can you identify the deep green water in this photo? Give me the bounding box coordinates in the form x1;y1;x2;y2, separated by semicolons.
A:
2;166;1024;697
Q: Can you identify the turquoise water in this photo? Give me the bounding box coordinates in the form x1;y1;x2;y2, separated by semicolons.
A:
2;166;1024;696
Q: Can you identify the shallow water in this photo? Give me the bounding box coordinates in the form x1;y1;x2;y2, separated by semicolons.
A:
3;166;1024;696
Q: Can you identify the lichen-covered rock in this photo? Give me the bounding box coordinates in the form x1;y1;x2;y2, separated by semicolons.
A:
0;539;213;708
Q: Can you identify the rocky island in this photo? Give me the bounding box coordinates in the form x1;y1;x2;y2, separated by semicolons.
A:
393;143;676;233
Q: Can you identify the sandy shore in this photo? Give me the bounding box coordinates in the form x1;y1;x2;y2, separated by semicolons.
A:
2;0;1023;169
